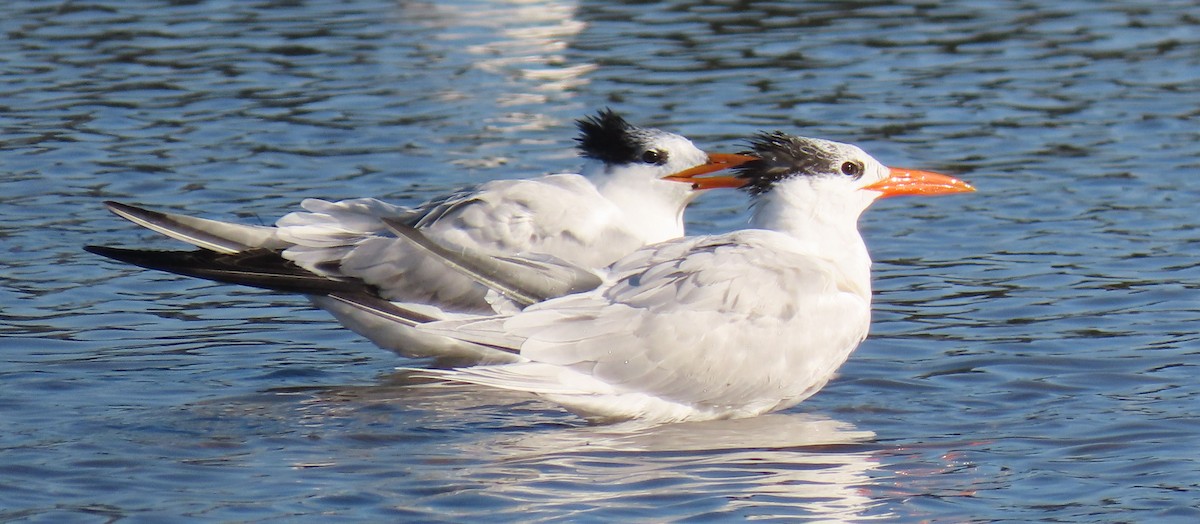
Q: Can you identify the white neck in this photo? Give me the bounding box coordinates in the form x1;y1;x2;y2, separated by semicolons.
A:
588;163;696;244
749;181;874;299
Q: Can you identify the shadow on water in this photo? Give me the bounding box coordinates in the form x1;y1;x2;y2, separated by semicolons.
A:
243;371;893;521
5;0;1200;520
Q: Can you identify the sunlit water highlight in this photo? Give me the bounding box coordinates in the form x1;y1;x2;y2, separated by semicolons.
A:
2;0;1198;521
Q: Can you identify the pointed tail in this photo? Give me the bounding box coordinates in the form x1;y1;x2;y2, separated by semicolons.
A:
84;245;359;296
102;201;288;253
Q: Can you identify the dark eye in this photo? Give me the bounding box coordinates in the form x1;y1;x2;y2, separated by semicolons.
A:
840;161;863;178
641;149;668;165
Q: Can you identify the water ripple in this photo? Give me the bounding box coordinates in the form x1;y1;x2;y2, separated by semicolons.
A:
3;0;1199;521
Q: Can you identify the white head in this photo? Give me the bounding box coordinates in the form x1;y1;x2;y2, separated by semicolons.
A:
691;132;976;294
732;132;975;229
575;110;752;196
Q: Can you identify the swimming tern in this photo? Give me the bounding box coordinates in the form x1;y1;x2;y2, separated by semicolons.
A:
404;131;975;423
88;110;752;364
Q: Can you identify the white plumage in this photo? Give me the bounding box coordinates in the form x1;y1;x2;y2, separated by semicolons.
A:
87;125;973;424
414;132;975;423
92;110;750;363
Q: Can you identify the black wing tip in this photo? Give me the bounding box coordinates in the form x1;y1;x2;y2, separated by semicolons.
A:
84;245;203;269
101;200;132;212
101;200;158;221
84;245;371;296
84;244;140;261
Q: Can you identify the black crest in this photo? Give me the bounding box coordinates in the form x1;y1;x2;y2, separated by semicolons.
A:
735;132;844;195
576;109;645;164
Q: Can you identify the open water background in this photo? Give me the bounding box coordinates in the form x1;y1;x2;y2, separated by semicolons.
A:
2;0;1198;521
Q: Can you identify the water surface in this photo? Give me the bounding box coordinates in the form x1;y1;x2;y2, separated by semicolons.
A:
2;0;1198;521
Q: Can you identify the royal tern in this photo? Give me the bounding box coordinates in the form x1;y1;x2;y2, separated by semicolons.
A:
407;132;975;423
88;110;752;363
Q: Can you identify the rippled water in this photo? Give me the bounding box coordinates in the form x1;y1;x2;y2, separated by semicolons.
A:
3;0;1198;521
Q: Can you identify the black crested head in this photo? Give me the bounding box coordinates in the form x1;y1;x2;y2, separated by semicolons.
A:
734;132;846;196
576;109;646;164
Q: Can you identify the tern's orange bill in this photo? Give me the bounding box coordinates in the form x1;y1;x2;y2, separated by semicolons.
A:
864;168;976;198
662;152;757;190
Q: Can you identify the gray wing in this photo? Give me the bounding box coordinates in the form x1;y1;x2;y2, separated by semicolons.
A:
427;231;872;413
280;176;637;312
381;218;603;309
101;201;290;253
101;174;640;314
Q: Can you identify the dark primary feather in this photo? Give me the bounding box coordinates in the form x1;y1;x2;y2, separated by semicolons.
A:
84;245;367;296
86;245;445;324
735;132;846;196
575;109;648;165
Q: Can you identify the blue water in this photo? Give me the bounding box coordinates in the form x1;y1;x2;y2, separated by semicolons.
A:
3;0;1198;521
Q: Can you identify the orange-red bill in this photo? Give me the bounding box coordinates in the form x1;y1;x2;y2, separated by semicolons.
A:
662;152;757;190
863;168;976;198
